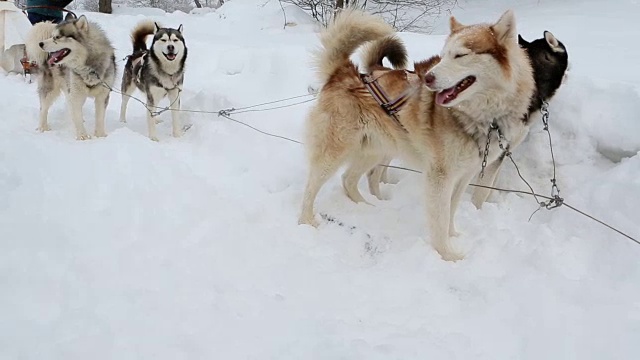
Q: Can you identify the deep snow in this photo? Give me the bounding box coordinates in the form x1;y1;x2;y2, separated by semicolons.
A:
1;0;639;359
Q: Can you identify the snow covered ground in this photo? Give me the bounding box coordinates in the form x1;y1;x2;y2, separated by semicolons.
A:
1;0;639;358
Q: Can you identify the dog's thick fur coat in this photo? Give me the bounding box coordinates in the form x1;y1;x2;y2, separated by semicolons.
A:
25;15;116;139
298;9;535;261
119;21;187;141
357;31;569;207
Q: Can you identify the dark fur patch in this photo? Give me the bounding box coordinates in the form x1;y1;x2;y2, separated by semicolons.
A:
153;28;185;44
366;36;408;69
519;33;569;117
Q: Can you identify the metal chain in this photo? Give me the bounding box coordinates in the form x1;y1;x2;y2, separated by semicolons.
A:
495;125;511;157
540;100;563;209
479;124;495;179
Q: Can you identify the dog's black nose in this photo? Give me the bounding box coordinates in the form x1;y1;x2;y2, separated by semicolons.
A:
39;42;44;49
167;45;174;52
424;72;436;87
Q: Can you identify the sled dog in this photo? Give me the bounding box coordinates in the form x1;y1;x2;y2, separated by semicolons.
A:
357;31;569;207
25;14;116;139
119;21;187;141
298;9;535;261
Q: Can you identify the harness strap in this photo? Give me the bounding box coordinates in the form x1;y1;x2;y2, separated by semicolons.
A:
360;73;410;132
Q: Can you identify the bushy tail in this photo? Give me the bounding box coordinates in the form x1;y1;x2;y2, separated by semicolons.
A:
131;21;157;52
361;35;408;72
313;9;395;84
25;21;56;66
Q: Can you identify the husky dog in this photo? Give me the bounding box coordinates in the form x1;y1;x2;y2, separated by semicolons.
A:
518;31;569;118
470;30;569;208
358;31;569;206
298;9;535;261
25;15;116;140
119;21;187;141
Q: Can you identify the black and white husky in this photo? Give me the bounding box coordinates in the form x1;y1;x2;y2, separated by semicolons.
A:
119;22;187;141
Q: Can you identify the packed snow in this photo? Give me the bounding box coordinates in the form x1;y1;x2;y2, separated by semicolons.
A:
1;0;639;358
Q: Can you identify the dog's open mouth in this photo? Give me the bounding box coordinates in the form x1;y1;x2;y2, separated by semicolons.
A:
163;52;177;61
435;76;476;105
47;49;71;66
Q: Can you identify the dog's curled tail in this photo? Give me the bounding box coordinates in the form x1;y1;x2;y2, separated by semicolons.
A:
131;21;156;52
25;21;56;66
313;9;395;84
361;35;408;72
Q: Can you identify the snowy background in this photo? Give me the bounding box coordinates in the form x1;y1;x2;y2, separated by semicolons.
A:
1;0;639;358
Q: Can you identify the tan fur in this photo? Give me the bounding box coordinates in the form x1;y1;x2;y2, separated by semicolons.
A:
364;54;442;194
450;16;464;33
463;27;510;75
313;9;395;85
298;10;535;261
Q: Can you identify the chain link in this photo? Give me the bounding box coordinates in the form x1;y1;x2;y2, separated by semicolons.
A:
540;100;550;131
479;125;495;179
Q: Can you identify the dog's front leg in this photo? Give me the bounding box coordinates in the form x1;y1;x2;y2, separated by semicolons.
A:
145;90;161;141
449;171;476;237
37;85;61;133
67;90;89;140
472;123;530;208
425;169;463;261
167;88;182;138
94;90;110;137
471;157;504;209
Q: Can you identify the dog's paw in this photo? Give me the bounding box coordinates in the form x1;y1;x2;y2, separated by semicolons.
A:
437;249;465;262
346;194;373;206
373;192;390;201
119;118;127;123
36;125;50;132
149;135;159;142
172;129;183;138
76;134;91;141
298;217;320;228
94;131;107;138
449;228;461;237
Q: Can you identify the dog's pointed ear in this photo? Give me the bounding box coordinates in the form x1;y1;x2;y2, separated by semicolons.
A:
75;15;89;32
544;30;565;53
518;34;529;47
64;12;74;21
492;9;516;43
449;16;464;32
177;24;183;33
154;22;161;33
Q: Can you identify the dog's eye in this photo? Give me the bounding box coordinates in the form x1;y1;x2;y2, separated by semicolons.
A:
53;35;60;40
544;53;552;62
161;39;168;42
455;54;468;59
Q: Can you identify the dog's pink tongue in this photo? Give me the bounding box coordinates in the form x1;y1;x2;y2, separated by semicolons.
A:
47;50;66;66
436;88;456;105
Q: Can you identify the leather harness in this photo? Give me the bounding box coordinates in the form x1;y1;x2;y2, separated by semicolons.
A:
360;70;417;132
